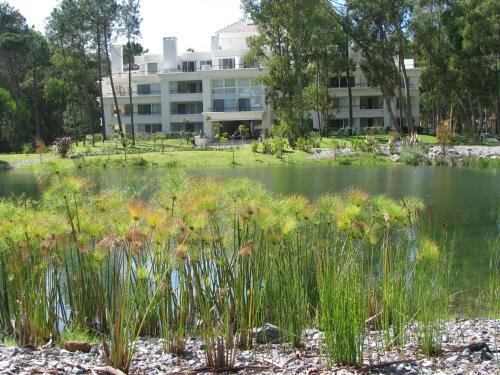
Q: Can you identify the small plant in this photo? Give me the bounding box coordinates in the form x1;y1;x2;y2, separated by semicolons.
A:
361;136;379;154
53;136;72;158
250;141;259;153
436;120;453;155
22;143;33;154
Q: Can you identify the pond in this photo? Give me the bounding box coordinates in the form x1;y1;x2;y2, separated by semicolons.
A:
0;165;499;301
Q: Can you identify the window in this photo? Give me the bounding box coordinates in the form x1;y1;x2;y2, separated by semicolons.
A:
147;63;158;74
124;104;132;116
138;104;152;115
213;99;224;112
137;84;151;95
152;104;161;114
146;124;162;133
239;98;251;111
329;76;355;88
250;97;262;110
219;58;235;69
150;83;161;94
182;61;196;72
225;99;236;112
200;60;212;70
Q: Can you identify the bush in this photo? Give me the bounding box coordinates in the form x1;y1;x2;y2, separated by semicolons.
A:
296;137;313;153
93;133;104;143
400;146;425;165
270;137;289;158
22;143;33;154
250;141;259;153
262;139;273;154
436;120;453;154
361;136;379;153
53;137;72;158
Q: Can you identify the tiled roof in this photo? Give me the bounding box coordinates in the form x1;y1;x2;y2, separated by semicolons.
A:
216;21;258;34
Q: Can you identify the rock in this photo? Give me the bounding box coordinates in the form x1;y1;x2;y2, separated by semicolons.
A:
462;348;472;356
480;349;494;361
63;341;92;353
445;354;460;365
421;360;433;368
390;154;401;162
253;323;281;344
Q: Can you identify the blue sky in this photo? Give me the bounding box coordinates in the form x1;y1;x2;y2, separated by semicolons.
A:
7;0;245;53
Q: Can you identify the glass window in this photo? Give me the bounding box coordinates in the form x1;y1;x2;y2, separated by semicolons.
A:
150;83;161;94
224;99;236;112
213;79;223;88
200;60;212;70
225;79;235;88
239;78;250;87
138;104;151;115
147;63;158;74
124;104;132;116
213;99;224;112
219;58;235;69
250;97;262;110
238;98;251;111
137;84;150;95
152;104;161;114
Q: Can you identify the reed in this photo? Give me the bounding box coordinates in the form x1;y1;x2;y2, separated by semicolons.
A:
0;171;464;372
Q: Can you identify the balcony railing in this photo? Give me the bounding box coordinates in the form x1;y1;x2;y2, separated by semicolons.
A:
114;111;162;116
170;109;203;115
169;88;203;94
104;90;161;96
206;106;264;113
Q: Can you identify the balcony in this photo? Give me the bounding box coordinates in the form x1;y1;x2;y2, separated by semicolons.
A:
169;88;202;94
170;109;203;115
207;105;263;113
104;90;161;97
161;63;260;73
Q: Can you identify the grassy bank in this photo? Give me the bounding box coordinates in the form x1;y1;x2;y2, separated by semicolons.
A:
0;172;497;372
1;146;392;171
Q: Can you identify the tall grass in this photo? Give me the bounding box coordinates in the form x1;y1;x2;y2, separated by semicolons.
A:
0;172;460;371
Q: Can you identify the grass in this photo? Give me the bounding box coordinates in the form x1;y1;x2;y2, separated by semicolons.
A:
4;147;394;172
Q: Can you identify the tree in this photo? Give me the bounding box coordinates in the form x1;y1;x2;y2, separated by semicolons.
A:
345;0;400;131
119;0;142;145
243;0;325;143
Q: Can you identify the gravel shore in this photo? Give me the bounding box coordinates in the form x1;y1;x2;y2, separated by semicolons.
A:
1;319;498;374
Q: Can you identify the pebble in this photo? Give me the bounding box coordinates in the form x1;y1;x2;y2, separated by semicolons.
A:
0;319;498;374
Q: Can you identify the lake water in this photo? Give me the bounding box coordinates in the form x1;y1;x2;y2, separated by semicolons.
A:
0;165;499;298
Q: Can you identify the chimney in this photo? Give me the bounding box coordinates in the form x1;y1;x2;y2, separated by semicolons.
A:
110;45;123;75
211;36;220;52
163;37;178;71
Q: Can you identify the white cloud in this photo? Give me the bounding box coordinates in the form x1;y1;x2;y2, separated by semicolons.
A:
7;0;245;53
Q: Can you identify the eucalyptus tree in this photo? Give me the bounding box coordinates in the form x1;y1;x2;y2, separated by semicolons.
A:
344;0;400;131
119;0;142;145
243;0;325;142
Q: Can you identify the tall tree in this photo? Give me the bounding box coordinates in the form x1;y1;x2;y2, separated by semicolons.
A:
243;0;324;142
119;0;142;145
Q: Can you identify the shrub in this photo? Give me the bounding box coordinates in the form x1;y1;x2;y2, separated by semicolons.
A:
35;139;47;154
262;138;273;154
400;146;425;165
270;136;289;158
361;136;379;153
436;120;453;155
93;133;104;143
250;141;259;153
296;137;312;153
22;143;33;154
53;136;72;158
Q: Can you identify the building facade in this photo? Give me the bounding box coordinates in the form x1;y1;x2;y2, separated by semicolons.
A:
101;21;420;138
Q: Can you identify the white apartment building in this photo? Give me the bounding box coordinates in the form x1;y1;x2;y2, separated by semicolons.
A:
101;20;421;138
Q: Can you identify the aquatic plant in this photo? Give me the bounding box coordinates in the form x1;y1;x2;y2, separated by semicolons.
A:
0;171;457;371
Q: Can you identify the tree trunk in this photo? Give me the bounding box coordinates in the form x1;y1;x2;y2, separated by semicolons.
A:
97;24;107;140
345;44;354;133
382;86;398;132
103;29;124;140
316;59;322;136
127;39;136;145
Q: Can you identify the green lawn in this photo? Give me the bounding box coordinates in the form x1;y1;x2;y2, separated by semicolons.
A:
0;135;440;171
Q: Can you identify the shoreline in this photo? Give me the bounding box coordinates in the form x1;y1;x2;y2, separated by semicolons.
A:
1;319;498;374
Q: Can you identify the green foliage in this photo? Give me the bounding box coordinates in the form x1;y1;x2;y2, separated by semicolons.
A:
250;141;259;153
436;120;453;154
361;136;380;154
400;146;425;165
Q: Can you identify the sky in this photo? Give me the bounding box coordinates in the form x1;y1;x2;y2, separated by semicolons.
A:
6;0;245;53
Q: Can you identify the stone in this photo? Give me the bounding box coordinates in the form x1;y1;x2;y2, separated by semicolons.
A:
445;354;460;365
421;360;433;368
480;349;494;361
63;341;92;353
253;323;281;344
